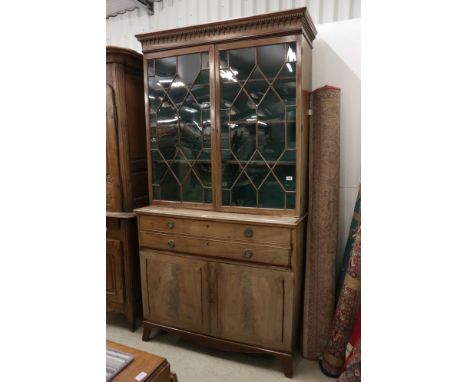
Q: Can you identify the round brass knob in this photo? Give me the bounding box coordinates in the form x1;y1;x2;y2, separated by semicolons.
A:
243;249;253;258
168;240;175;248
166;221;175;229
244;228;253;238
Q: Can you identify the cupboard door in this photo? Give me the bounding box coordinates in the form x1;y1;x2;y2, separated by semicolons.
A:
212;262;293;350
140;250;210;333
106;83;123;212
218;42;298;210
147;50;213;204
106;238;125;304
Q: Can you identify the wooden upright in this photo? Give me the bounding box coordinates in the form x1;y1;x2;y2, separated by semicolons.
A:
134;8;316;377
106;46;148;330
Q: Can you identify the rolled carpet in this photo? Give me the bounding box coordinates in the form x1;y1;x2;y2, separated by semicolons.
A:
301;86;341;359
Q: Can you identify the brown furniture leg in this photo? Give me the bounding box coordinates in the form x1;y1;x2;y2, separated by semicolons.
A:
277;354;293;378
142;323;153;341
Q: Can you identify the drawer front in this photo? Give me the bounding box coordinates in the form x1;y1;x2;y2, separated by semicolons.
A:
139;231;290;267
139;215;291;247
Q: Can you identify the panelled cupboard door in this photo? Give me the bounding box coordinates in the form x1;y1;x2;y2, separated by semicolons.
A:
106;84;123;212
211;262;293;351
140;250;210;334
106;238;125;304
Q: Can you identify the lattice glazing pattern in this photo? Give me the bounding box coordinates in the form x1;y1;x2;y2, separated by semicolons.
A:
219;43;297;209
148;52;212;203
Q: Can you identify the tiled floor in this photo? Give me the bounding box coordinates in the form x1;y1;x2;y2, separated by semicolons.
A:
107;313;330;382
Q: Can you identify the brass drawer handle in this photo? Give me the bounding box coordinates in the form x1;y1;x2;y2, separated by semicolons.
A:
244;228;253;238
243;249;253;259
166;221;175;229
168;240;175;248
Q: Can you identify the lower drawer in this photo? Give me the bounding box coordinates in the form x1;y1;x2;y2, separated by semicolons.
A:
139;230;290;267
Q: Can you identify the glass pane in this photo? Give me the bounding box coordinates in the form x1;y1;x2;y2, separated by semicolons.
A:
228;47;255;81
286;192;296;209
160;170;180;201
167;75;189;107
286;105;296;122
231;174;256;207
220;81;241;109
149;52;212;203
219;51;228;69
170;151;190;184
147;60;155;77
148;77;165;111
286;121;296;149
258;122;286;161
258;174;284;208
201;52;210;69
258;89;285;122
246;161;269;188
154;57;176;87
181;170;204;203
257;44;284;79
152;150;168;185
274;63;296;106
230;90;257;123
244;68;269;105
229;123;256;161
178;54;200;86
219;42;297;209
204;188;212;203
274;164;296;192
222;189;230;205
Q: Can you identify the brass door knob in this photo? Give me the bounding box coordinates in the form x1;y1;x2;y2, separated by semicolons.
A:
168;240;175;248
166;221;175;229
243;249;253;258
244;228;254;238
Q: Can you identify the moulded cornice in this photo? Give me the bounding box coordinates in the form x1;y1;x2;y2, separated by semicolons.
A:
136;7;317;52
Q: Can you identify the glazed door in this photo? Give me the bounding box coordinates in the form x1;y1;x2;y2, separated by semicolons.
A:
106;84;123;212
211;262;293;350
146;46;215;206
216;37;299;211
140;250;210;334
106;238;125;304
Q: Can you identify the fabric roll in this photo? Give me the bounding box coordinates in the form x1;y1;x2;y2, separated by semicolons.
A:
337;186;361;297
338;307;361;381
320;224;361;377
301;86;341;359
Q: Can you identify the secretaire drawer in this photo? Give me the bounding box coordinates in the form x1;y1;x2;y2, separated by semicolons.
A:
138;215;291;247
139;230;290;267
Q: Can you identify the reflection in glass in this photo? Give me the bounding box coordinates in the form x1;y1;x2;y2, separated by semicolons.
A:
219;42;297;209
148;52;212;203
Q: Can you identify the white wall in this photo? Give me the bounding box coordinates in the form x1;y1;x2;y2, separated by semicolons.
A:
106;4;361;266
106;0;361;51
313;18;361;267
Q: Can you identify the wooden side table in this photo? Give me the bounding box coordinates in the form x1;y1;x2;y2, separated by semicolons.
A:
107;340;177;382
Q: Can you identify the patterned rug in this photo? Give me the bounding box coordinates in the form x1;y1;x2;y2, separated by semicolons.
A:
106;347;134;381
320;223;361;377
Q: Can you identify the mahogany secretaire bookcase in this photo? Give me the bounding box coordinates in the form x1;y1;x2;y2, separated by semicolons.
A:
134;8;316;377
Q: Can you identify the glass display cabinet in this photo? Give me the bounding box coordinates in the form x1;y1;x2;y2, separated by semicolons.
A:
135;8;316;377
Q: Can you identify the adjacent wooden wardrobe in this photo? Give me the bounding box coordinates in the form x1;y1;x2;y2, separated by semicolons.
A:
106;46;148;330
134;8;316;377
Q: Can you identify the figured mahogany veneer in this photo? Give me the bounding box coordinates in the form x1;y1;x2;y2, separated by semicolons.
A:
135;8;315;377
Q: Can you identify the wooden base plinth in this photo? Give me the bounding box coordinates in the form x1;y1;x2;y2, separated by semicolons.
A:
141;320;294;378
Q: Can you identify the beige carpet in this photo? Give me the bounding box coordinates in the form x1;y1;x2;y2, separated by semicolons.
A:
107;313;329;382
